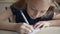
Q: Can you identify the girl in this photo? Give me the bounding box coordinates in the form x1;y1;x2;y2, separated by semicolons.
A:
0;0;60;34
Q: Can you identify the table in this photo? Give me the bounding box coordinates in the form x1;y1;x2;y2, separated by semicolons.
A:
0;27;60;34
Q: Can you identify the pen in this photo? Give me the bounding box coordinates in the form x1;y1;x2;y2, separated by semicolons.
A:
20;10;41;34
20;10;29;24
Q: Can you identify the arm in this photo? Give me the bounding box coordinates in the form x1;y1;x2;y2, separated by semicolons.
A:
0;21;21;31
0;7;20;31
46;20;60;27
48;12;60;27
34;12;60;28
44;11;60;27
0;7;34;33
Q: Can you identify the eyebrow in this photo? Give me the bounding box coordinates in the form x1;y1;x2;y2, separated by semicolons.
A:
30;5;48;13
31;7;38;12
31;7;47;13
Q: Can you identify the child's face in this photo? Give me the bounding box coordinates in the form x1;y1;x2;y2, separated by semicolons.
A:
27;0;50;17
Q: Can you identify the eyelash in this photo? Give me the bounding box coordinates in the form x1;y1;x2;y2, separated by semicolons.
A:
31;8;45;13
30;6;47;13
31;7;38;12
40;11;45;13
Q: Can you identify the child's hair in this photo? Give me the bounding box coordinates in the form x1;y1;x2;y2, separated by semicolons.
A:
43;0;60;17
51;0;60;10
13;0;60;12
50;0;60;13
13;0;27;9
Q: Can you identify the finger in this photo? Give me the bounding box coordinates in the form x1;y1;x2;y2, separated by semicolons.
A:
34;22;40;28
23;23;34;31
20;28;29;34
41;24;46;30
41;22;50;30
39;22;46;30
36;23;44;28
21;25;32;33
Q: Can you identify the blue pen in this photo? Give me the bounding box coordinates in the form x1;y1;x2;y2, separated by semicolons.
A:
20;10;29;24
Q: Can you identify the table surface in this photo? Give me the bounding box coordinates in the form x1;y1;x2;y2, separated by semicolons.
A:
0;27;60;34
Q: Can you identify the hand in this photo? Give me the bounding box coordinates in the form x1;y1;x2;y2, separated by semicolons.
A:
17;23;34;34
34;21;50;30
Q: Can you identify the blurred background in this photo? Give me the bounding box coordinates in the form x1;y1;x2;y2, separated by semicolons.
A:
0;0;60;34
0;0;16;13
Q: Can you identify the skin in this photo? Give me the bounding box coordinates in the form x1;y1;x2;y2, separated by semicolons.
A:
0;0;60;34
27;0;50;19
27;0;60;29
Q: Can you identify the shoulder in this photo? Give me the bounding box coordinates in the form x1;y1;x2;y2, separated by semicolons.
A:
52;7;60;20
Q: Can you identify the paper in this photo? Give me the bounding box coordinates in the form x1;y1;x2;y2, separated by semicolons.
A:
29;28;41;34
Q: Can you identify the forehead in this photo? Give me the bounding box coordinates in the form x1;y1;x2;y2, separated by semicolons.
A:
28;0;50;3
28;0;50;10
28;0;50;6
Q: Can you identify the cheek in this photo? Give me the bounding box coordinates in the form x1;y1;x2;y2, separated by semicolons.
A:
36;11;47;18
39;13;45;16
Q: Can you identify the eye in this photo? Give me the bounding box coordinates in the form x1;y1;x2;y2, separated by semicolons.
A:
40;10;47;13
40;11;45;13
31;7;38;12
